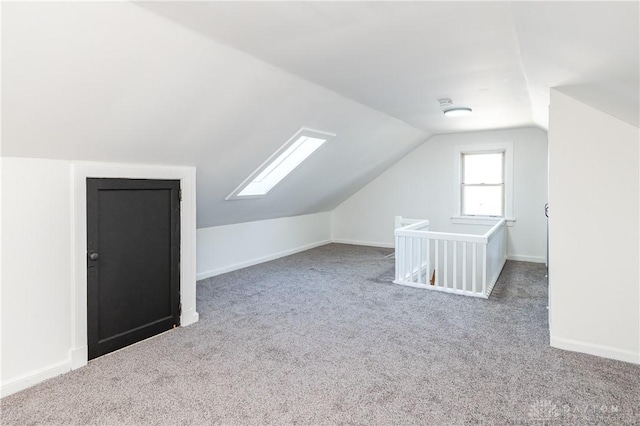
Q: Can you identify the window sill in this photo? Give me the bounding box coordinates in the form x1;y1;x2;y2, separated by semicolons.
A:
451;216;516;227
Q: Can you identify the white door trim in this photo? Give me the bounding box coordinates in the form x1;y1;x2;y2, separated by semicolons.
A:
70;162;198;369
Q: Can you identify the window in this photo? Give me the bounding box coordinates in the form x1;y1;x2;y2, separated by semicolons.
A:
461;152;504;216
453;142;513;222
227;127;335;199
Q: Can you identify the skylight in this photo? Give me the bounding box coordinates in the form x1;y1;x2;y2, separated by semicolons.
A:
227;128;335;199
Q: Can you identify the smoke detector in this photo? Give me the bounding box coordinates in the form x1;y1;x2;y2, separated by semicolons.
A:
438;98;453;108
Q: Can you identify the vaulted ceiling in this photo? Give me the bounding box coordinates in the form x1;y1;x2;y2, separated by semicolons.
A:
139;1;639;130
2;2;638;227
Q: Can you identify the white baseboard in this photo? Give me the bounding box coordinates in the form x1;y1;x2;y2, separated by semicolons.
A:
181;308;199;326
70;346;88;370
550;336;640;365
1;359;71;398
196;239;332;281
331;239;395;249
507;254;546;264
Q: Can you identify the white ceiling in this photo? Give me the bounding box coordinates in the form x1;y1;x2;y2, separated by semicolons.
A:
139;1;640;131
2;2;638;227
1;2;428;227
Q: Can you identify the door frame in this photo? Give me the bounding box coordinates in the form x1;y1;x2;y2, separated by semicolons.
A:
70;162;198;370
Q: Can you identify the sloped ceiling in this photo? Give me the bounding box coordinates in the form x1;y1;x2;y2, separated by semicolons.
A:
138;1;639;130
2;2;638;227
1;2;428;227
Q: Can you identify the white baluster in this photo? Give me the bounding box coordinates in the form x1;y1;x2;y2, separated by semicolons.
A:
426;238;431;285
444;240;448;289
453;241;457;290
406;237;413;282
462;242;467;291
399;236;405;280
415;237;422;284
482;243;487;296
434;239;439;287
472;243;477;294
395;234;400;281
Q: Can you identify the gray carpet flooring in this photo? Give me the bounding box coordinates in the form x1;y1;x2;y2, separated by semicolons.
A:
2;244;639;425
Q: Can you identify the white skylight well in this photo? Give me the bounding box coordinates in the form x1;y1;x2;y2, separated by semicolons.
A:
227;128;336;199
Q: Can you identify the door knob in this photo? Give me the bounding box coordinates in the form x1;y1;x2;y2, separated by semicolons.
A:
89;252;99;261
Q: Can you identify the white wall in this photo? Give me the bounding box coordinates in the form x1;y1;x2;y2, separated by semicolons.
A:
1;157;198;397
332;128;548;262
548;89;640;364
2;2;428;228
197;212;331;280
1;157;330;397
1;158;73;396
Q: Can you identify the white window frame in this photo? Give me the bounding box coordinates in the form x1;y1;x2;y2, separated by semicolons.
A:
226;127;335;200
452;142;514;225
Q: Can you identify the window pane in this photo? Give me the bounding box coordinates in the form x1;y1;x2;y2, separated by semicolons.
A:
462;185;503;216
463;153;503;184
237;136;326;197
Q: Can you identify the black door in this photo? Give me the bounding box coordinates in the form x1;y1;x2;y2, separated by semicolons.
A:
87;178;180;360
